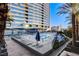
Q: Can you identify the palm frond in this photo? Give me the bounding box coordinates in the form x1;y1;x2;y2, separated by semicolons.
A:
58;4;71;11
68;21;72;24
57;3;71;16
65;19;71;22
66;16;71;19
56;10;69;15
65;3;72;7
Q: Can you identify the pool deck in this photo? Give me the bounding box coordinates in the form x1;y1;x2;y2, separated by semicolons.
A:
11;36;54;56
5;37;35;56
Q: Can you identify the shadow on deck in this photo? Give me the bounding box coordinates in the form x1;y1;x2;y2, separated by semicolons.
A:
65;42;79;54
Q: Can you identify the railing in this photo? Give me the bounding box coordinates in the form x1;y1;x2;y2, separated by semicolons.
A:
50;34;72;56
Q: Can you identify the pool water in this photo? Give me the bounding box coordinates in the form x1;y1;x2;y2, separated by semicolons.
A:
40;32;56;41
14;32;57;45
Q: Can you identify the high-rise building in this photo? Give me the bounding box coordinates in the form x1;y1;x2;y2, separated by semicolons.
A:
7;3;50;31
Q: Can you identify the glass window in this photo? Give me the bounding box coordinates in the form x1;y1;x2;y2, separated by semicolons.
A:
29;24;32;27
36;25;38;27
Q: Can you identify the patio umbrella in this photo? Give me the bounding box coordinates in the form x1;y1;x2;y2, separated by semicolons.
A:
35;31;40;46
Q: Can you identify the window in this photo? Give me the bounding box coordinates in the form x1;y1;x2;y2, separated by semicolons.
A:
48;26;49;28
25;7;28;9
24;3;28;5
41;23;44;24
41;20;44;22
36;25;38;27
42;12;44;14
41;15;44;17
42;17;44;19
41;25;43;27
25;14;28;16
26;17;28;19
45;26;47;28
26;20;28;23
25;10;28;12
41;10;43;11
29;24;32;27
11;7;24;12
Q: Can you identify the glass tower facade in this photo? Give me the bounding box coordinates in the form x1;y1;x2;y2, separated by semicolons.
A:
7;3;50;31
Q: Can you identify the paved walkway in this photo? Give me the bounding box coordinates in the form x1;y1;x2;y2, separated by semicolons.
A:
60;51;79;56
5;36;35;56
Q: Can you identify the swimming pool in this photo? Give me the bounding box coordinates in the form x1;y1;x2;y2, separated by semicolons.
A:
12;32;69;55
18;32;56;42
40;32;56;41
14;31;68;46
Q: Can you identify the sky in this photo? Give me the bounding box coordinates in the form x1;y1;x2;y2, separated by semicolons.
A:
50;3;68;28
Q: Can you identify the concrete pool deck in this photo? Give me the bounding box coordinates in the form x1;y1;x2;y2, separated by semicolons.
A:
5;37;35;56
5;35;54;56
11;36;54;55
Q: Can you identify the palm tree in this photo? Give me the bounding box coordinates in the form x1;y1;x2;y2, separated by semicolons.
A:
74;15;78;41
7;13;14;26
0;3;8;55
0;3;13;43
66;13;79;41
0;3;14;56
76;15;79;40
57;3;79;46
0;3;23;55
0;3;8;44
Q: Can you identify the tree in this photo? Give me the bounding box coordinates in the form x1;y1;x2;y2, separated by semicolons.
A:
0;3;8;56
57;3;79;46
65;14;79;41
63;27;72;38
0;3;8;44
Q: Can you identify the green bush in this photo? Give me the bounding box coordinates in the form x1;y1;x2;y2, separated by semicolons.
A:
53;39;60;49
63;29;72;38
